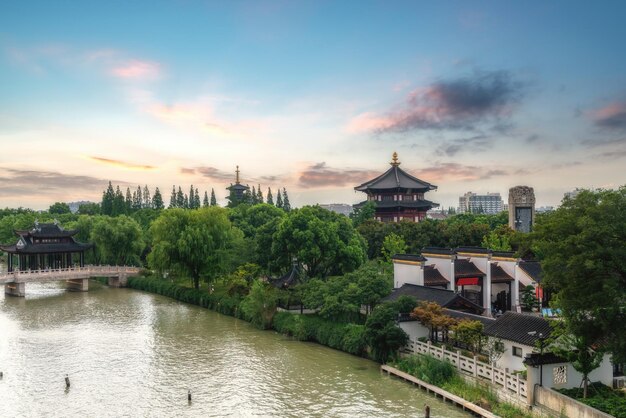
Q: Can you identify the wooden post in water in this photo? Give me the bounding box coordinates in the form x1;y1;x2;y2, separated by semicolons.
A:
188;390;191;403
65;374;70;388
424;404;430;418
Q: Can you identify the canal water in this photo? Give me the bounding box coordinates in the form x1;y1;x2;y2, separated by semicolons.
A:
0;282;470;417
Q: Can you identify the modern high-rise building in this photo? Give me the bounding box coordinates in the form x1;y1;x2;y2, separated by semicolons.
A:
457;192;503;214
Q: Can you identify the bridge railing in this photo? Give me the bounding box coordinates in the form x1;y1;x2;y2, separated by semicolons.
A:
0;265;142;282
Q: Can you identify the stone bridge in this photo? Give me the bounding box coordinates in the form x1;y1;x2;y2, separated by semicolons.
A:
0;265;142;297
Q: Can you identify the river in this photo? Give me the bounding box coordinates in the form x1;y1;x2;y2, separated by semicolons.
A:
0;282;470;417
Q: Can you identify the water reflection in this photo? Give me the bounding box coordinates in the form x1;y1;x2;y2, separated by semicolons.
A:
0;283;470;417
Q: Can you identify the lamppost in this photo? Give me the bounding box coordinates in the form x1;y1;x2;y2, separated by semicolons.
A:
528;331;546;386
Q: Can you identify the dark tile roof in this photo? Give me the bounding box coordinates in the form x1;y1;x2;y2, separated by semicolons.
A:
484;312;552;346
226;183;250;191
392;254;426;262
491;264;514;283
383;284;483;314
424;265;449;286
491;251;516;259
455;246;491;255
524;352;567;366
444;309;495;327
455;259;485;277
0;242;93;254
364;200;438;209
518;261;542;283
268;265;302;289
15;223;78;238
422;247;455;256
354;165;437;192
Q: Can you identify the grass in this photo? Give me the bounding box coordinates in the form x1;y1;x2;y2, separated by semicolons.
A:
392;354;533;418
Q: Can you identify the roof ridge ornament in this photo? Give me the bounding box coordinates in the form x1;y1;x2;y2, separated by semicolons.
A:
390;152;400;167
235;165;240;184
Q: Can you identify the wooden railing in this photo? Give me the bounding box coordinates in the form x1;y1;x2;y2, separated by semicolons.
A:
0;265;141;283
409;339;527;399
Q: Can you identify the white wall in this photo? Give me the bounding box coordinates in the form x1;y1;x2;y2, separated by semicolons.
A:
539;354;614;390
399;321;430;341
495;340;534;371
423;256;454;289
392;262;423;288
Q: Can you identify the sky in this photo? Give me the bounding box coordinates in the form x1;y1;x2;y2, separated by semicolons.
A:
1;1;626;210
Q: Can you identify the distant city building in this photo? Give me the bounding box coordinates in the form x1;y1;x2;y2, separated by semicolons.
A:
68;201;94;214
563;188;583;201
319;204;353;217
457;192;503;214
354;152;438;223
426;209;448;220
508;186;536;233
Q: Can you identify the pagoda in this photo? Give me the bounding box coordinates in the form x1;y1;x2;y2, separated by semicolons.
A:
0;221;93;272
354;152;438;222
226;165;250;207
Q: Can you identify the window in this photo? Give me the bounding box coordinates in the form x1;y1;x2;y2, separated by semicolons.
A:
553;366;567;384
512;346;523;357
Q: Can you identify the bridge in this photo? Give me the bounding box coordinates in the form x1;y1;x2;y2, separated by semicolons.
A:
0;265;142;297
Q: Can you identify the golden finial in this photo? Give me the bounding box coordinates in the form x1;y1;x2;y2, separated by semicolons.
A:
236;165;240;184
390;152;400;166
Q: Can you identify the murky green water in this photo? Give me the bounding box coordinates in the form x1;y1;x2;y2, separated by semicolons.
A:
0;282;469;417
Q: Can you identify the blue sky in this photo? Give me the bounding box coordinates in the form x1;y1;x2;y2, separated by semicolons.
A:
1;1;625;209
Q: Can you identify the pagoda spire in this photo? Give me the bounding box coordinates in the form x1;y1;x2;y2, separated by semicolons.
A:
235;165;240;184
390;151;400;167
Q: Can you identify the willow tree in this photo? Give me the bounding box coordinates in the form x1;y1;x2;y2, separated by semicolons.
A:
148;207;244;289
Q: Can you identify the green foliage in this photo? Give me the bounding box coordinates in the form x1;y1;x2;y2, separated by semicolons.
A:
521;285;538;311
381;232;407;262
272;205;367;278
480;225;513;251
91;215;144;265
78;202;100;215
49;202;71;214
364;303;408;363
148;207;244;289
558;382;626;418
533;187;626;362
350;200;376;227
272;312;367;356
392;355;456;386
152;187;164;210
241;280;280;329
451;319;484;354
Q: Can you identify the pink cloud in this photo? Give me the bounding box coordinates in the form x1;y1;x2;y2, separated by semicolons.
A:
111;60;161;79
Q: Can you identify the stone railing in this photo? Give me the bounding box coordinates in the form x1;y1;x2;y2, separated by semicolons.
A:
410;339;527;400
0;265;141;283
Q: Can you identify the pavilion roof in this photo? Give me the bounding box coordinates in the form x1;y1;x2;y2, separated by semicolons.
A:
354;164;436;192
0;242;93;254
491;263;514;283
15;223;78;238
382;283;484;314
454;259;485;278
354;199;439;209
227;183;250;191
424;265;449;287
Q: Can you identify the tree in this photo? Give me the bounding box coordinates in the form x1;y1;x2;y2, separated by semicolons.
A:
350;201;376;227
194;187;200;209
134;185;142;210
364;303;409;363
78;202;100;215
481;225;514;251
275;189;283;208
189;185;196;209
176;186;185;208
91;215;144;265
257;184;263;203
241;280;280;329
210;188;217;206
169;186;177;208
203;191;209;207
533;187;626;362
251;186;258;205
143;185;151;209
101;182;115;215
125;187;133;213
282;188;291;211
381;233;407;263
152;187;164;210
112;186;126;216
484;337;506;366
183;193;189;209
266;187;274;205
411;301;457;343
451;319;484;353
148;207;244;289
271;205;367;278
48;202;71;214
521;285;538;311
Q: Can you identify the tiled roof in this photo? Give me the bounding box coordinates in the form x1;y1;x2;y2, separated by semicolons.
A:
455;246;491;255
491;264;514;283
268;265;302;289
382;284;484;314
444;309;495;327
0;242;93;254
354;165;437;192
519;261;542;283
455;259;485;277
491;251;516;259
15;223;78;238
422;247;455;256
484;312;552;346
424;265;449;286
392;254;426;262
524;352;567;366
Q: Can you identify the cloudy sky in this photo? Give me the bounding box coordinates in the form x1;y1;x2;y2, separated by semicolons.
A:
1;1;625;210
